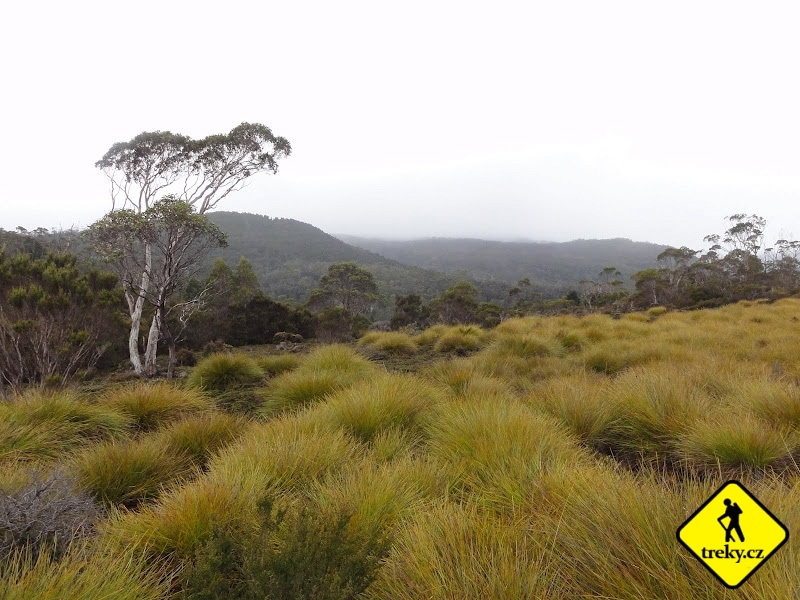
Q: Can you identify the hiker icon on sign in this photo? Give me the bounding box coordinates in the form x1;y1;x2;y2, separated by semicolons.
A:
718;499;744;542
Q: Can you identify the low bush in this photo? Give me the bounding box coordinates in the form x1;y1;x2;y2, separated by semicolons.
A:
0;470;97;562
183;497;390;600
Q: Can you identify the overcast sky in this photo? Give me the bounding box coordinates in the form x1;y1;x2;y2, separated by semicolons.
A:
2;0;799;250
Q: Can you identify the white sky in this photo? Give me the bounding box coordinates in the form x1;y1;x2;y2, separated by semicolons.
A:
1;0;799;250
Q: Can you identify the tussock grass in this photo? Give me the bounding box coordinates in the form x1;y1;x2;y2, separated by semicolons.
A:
259;345;375;416
358;331;418;356
254;353;302;376
159;412;246;467
424;397;585;511
205;416;357;501
647;305;668;317
0;391;131;441
433;325;489;354
492;333;562;358
533;465;723;599
597;368;710;464
101;477;255;561
677;412;795;473
741;380;800;428
100;382;210;432
413;324;450;346
187;352;265;392
528;373;616;450
583;338;669;375
72;437;193;508
0;541;173;600
0;392;131;464
366;501;556;600
322;373;441;443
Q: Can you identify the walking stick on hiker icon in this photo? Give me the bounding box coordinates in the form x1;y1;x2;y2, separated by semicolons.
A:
718;499;745;542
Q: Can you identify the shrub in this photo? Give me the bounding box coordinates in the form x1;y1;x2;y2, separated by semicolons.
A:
100;382;210;432
183;497;390;600
187;353;265;393
0;470;97;562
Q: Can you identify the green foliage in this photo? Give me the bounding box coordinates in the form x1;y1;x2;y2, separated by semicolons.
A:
0;251;122;390
429;280;480;325
182;497;390;600
390;293;431;330
307;262;382;317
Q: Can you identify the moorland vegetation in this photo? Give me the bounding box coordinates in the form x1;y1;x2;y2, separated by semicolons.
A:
1;299;800;598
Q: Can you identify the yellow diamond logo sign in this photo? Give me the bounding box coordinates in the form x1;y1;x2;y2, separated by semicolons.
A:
677;480;789;589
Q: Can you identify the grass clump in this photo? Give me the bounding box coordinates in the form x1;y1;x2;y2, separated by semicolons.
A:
159;412;246;467
367;501;553;600
323;373;441;443
72;437;192;508
596;368;709;465
677;412;795;473
100;382;210;432
0;391;131;442
433;326;488;354
529;373;616;451
259;345;375;417
413;324;450;346
187;353;265;392
424;397;584;511
647;306;668;317
358;331;418;356
0;540;173;600
254;354;302;377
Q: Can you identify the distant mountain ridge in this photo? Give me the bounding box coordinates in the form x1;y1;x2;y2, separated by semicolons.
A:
335;235;669;287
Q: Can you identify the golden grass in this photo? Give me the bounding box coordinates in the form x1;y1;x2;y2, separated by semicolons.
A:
358;331;418;355
99;382;211;431
11;298;800;598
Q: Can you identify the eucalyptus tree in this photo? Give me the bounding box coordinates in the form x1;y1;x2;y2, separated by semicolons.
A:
91;123;290;375
86;197;227;376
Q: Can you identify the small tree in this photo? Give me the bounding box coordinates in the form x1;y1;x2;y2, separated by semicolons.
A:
86;197;227;377
94;123;290;376
430;281;480;324
307;263;381;317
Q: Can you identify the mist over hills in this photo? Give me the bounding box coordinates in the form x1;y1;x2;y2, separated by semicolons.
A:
204;212;668;305
334;235;669;288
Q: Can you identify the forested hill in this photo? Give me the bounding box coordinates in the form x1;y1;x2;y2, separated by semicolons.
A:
204;212;461;303
335;235;669;288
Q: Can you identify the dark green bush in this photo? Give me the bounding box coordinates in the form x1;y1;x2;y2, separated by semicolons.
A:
182;497;390;600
